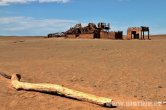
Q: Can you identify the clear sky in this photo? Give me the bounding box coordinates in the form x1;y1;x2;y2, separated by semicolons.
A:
0;0;165;36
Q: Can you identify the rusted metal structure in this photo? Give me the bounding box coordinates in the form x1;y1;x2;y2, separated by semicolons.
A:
47;22;123;40
98;22;110;32
48;32;66;38
127;26;150;40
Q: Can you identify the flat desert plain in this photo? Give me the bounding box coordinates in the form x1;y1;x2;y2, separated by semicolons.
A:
0;36;166;110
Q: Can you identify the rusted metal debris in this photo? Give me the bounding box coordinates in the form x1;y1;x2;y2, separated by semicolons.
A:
48;22;110;37
47;22;123;39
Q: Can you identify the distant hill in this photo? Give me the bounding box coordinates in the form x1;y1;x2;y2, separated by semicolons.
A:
149;34;166;39
151;34;166;37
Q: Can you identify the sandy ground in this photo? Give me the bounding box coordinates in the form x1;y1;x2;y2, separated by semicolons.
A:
0;36;166;110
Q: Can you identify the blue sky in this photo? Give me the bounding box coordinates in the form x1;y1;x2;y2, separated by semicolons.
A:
0;0;165;36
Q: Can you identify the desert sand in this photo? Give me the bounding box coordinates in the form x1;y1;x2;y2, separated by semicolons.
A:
0;36;166;110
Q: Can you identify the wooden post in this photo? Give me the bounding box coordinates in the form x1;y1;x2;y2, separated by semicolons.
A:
148;30;150;40
143;31;145;39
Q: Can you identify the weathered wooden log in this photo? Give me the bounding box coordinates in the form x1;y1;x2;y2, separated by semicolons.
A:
11;74;112;107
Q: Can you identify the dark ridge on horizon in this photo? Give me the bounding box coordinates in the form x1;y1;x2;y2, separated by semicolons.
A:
151;34;166;36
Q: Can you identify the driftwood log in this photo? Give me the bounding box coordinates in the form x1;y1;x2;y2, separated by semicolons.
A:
0;72;112;107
